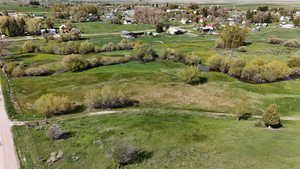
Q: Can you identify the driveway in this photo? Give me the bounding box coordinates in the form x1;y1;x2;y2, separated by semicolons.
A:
0;89;20;169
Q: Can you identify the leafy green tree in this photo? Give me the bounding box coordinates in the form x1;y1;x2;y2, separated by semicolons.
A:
262;104;281;128
218;24;248;49
293;17;300;26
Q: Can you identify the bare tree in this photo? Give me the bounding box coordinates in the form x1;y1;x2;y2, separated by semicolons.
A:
134;6;164;25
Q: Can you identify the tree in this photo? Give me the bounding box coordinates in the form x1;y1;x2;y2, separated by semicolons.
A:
218;24;248;49
26;18;43;35
262;104;282;128
0;41;8;57
293;17;300;26
134;6;164;25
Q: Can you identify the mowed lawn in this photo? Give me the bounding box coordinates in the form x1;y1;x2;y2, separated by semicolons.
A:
13;110;300;169
75;22;154;34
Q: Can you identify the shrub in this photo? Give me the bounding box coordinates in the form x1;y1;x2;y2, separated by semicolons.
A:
268;37;284;45
162;48;185;62
207;55;225;71
25;65;53;76
293;17;300;26
85;85;136;109
22;41;37;53
283;40;300;47
102;42;116;52
228;58;246;77
261;61;291;82
4;62;17;75
34;94;76;117
79;41;94;54
62;55;89;72
11;66;25;77
88;56;104;67
135;45;158;62
182;53;201;65
262;104;282;128
288;56;300;68
177;66;202;85
235;102;252;120
112;143;139;166
66;41;79;54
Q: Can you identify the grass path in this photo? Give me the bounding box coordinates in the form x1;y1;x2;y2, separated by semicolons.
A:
11;108;300;127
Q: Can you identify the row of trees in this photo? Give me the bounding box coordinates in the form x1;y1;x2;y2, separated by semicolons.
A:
0;16;53;36
208;55;292;83
52;4;100;21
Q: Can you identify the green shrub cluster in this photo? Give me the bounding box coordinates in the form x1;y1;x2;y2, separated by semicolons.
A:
134;44;158;62
34;94;76;117
177;66;202;85
268;38;300;48
208;55;292;83
25;40;136;55
85;85;137;109
162;48;201;65
62;55;89;72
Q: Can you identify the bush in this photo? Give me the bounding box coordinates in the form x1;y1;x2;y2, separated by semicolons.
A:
22;41;37;53
112;143;139;166
182;53;201;65
4;62;17;75
262;104;282;128
25;65;53;76
134;45;158;62
34;94;76;117
235;102;252;120
66;41;79;54
293;17;300;26
207;55;225;71
88;56;104;67
288;56;300;68
79;41;94;54
85;85;136;109
268;37;284;45
162;48;185;62
261;61;291;82
283;40;300;47
62;55;89;72
177;66;202;85
228;58;246;77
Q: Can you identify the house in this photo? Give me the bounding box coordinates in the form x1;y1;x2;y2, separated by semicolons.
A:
295;11;300;18
181;18;191;25
121;31;144;39
280;24;296;29
41;29;56;34
166;27;187;35
280;16;291;23
0;34;5;39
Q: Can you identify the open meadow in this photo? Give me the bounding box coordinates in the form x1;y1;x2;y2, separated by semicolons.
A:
2;2;300;169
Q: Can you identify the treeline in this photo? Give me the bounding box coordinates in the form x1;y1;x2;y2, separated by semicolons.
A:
208;55;295;83
22;40;136;55
0;16;53;36
52;4;100;22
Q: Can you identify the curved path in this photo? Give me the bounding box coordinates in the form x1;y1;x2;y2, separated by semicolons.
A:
0;89;20;169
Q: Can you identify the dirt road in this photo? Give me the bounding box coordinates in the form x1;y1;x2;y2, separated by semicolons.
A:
0;89;20;169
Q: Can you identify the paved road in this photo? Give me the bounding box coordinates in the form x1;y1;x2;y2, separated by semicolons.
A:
0;89;20;169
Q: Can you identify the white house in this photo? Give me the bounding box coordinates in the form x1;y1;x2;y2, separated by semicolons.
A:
181;18;191;25
167;27;187;35
280;24;296;29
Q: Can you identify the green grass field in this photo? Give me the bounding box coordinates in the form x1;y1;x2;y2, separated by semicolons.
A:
75;22;154;34
0;3;48;12
13;110;300;169
5;9;300;168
